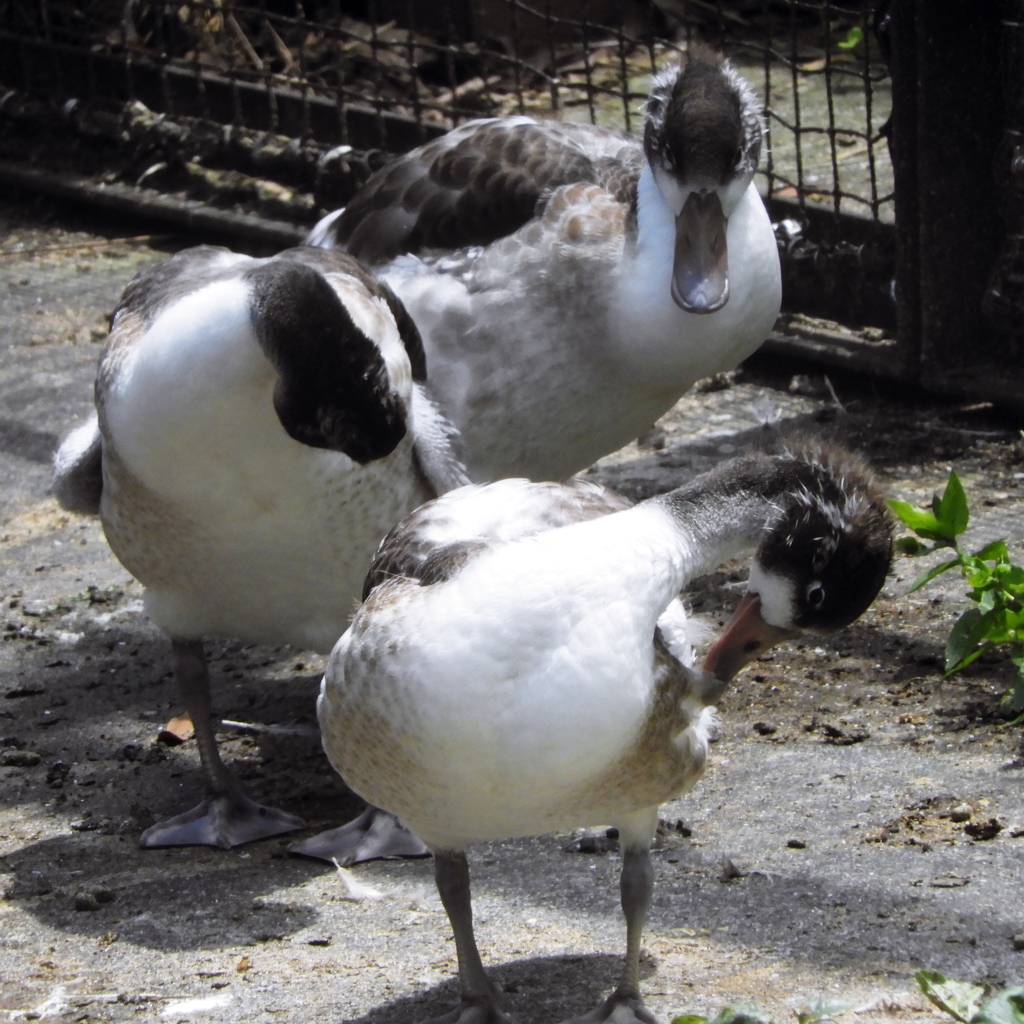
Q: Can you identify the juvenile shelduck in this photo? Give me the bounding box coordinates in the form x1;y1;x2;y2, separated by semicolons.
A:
53;245;467;851
309;46;782;482
318;446;892;1024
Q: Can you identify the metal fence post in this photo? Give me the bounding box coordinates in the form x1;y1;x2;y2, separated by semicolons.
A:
891;0;1004;391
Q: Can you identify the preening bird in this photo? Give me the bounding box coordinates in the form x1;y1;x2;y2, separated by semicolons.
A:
318;446;892;1024
53;244;467;852
309;46;782;483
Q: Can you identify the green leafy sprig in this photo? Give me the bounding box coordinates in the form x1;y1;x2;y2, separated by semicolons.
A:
889;470;1024;720
836;25;863;51
917;971;1024;1024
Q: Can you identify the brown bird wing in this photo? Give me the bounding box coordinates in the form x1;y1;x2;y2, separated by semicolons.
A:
326;118;642;264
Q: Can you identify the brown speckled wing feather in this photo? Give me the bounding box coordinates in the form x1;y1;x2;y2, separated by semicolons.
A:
328;119;642;264
362;478;632;599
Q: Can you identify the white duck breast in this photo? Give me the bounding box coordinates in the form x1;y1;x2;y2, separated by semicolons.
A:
53;244;468;852
309;48;782;483
325;504;709;845
99;259;425;651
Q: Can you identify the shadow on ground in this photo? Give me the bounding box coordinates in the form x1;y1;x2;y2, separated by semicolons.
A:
348;953;630;1024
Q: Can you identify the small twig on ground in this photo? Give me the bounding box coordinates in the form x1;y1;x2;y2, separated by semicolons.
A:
921;421;1010;438
823;374;848;417
219;719;320;738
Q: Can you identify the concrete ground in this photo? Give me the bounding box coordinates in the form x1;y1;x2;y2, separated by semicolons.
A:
0;194;1022;1024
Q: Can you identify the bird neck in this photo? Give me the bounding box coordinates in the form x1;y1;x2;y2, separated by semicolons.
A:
649;452;795;579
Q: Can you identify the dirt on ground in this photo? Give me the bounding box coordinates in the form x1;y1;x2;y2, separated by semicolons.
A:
0;194;1022;1024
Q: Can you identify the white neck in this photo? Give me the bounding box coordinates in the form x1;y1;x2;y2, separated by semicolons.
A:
647;454;801;585
650;490;770;586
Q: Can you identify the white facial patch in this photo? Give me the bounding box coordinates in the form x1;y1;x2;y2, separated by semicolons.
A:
719;171;755;217
746;563;796;629
653;165;754;221
653;167;690;217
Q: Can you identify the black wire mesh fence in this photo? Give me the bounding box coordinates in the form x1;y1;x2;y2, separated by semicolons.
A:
0;0;894;225
1;2;1021;406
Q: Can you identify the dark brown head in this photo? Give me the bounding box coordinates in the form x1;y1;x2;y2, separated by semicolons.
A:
643;47;764;314
705;446;893;681
247;250;420;463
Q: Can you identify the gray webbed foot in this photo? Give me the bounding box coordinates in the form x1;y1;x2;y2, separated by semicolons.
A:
415;996;511;1024
140;794;305;849
562;990;662;1024
290;804;430;864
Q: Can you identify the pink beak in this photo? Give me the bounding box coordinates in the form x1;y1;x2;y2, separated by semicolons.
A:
703;592;800;682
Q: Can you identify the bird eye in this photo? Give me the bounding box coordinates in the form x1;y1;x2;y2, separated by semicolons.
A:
806;582;825;610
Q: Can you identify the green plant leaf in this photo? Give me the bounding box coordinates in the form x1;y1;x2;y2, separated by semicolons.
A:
974;540;1008;562
897;536;930;556
707;1003;773;1024
671;1016;707;1024
936;471;970;537
909;558;961;593
888;500;949;540
945;608;987;672
1004;565;1024;589
836;25;863;50
972;987;1024;1024
795;997;852;1024
947;637;998;676
895;473;1024;727
1001;669;1024;714
916;970;986;1023
964;558;994;590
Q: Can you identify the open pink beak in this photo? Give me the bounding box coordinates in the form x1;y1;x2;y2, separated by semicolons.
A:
703;592;800;682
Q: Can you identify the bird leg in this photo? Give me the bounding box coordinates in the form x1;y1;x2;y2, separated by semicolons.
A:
140;638;305;849
290;804;429;865
418;849;511;1024
563;810;662;1024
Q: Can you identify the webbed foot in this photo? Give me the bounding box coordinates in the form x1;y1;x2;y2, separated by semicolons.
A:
140;794;305;849
416;994;511;1024
289;804;430;865
562;990;662;1024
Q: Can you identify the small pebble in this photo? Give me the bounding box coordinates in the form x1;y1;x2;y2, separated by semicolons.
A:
949;803;973;823
74;889;115;911
1012;933;1024;951
718;856;744;881
786;838;807;849
964;817;1003;841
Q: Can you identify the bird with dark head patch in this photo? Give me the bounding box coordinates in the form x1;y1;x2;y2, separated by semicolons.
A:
700;445;893;680
317;444;892;1024
307;48;780;484
52;244;468;854
643;46;764;314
